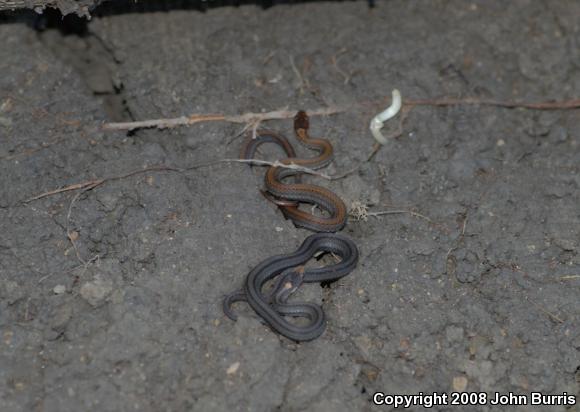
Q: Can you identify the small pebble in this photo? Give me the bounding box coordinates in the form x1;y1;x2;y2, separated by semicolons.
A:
226;361;240;375
53;285;66;295
453;376;468;392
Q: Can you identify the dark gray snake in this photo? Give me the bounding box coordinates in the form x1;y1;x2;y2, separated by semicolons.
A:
223;233;358;341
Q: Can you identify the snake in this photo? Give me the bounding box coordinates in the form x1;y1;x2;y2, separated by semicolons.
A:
240;111;347;233
223;233;358;341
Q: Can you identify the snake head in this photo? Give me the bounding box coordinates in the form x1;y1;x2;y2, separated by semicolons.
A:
283;267;305;293
294;110;309;133
288;265;305;286
272;267;305;304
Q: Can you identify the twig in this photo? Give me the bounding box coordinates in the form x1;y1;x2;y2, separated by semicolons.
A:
24;158;339;203
25;179;105;202
330;162;367;181
368;210;439;228
226;107;346;124
445;209;469;262
102;107;346;132
102;114;225;132
559;275;580;281
223;158;331;179
24;165;182;203
0;135;72;161
101;94;580;133
349;202;449;233
66;190;88;265
331;48;352;85
526;297;565;324
405;98;580;110
289;55;309;94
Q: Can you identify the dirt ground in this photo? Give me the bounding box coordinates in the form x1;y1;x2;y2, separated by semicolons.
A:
1;1;579;411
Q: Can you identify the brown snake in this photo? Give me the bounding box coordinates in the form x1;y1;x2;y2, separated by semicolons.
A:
240;111;347;232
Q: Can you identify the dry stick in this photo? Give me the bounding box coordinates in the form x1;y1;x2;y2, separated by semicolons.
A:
101;97;580;133
369;209;450;234
102;114;226;132
26;179;105;202
24;158;335;203
289;55;309;94
349;201;450;234
66;189;89;265
560;275;580;281
102;107;346;132
225;158;331;179
368;209;434;222
24;164;183;203
404;98;580;110
0;136;72;161
331;48;351;85
526;297;565;324
445;210;469;263
66;185;106;268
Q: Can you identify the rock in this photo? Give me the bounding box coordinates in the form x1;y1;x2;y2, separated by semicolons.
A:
53;285;66;295
226;361;240;375
452;375;468;392
80;276;113;307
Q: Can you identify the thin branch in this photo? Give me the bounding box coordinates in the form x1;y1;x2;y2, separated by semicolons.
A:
331;48;352;85
101;114;226;132
559;275;580;281
367;209;437;225
404;98;580;110
224;158;331;179
0;135;72;161
24;165;181;203
289;55;309;94
23;158;338;203
25;179;105;202
102;107;346;132
100;95;580;133
226;107;346;123
66;190;89;265
349;201;450;234
526;297;565;324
